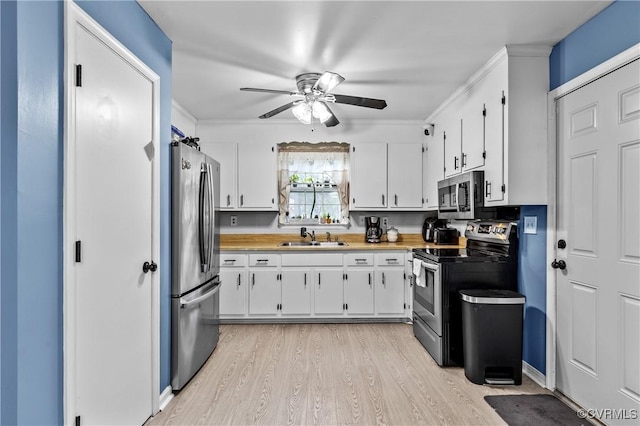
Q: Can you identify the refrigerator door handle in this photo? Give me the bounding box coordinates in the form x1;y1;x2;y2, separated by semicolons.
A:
199;163;212;273
207;162;215;272
180;283;220;309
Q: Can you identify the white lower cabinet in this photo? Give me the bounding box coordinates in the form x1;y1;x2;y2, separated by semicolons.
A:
375;253;407;316
280;269;312;315
221;250;409;320
344;253;374;315
219;254;248;317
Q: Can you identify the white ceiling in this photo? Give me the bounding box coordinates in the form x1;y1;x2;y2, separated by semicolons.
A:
139;0;611;125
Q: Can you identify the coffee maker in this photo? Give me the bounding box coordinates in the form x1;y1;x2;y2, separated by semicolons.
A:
365;216;382;243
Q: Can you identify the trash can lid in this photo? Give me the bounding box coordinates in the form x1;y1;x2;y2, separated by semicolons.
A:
459;289;525;304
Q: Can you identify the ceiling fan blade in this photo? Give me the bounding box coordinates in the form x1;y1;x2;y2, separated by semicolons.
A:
312;71;345;93
258;101;298;119
320;102;339;127
240;87;300;96
333;94;387;110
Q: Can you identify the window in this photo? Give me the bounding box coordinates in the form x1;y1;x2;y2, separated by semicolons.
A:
277;142;350;226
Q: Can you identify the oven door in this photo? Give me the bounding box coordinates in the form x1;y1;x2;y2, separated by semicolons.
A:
413;258;442;335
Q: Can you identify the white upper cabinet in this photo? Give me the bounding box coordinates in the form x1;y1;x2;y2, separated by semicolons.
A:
210;141;237;209
423;125;444;210
237;141;277;210
388;143;424;208
351;142;424;210
350;142;388;209
425;45;550;207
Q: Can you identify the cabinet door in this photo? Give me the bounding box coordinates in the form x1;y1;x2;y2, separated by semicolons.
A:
248;269;280;315
424;125;445;209
375;268;406;315
460;89;486;171
237;141;277;209
443;115;462;178
219;269;247;316
388;143;423;208
350;143;387;209
205;141;237;209
344;269;374;315
281;269;311;315
313;269;344;314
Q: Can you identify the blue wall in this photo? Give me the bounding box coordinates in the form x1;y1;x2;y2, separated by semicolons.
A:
0;1;171;424
518;206;547;374
550;0;640;89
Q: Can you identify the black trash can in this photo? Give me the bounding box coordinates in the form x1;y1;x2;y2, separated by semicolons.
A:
459;289;525;385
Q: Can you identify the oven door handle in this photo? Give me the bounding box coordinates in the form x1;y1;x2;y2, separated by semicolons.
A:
420;260;439;272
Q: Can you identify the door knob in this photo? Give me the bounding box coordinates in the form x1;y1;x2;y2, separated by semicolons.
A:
143;261;158;273
551;259;566;270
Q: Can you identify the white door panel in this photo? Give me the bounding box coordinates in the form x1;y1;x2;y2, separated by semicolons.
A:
556;58;640;424
74;24;154;425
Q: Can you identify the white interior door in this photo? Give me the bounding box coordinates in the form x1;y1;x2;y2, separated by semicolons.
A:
556;58;639;424
72;21;155;425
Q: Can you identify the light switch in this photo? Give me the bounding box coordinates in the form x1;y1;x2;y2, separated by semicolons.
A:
524;216;537;234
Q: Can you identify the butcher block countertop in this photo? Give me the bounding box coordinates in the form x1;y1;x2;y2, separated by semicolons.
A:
220;233;466;251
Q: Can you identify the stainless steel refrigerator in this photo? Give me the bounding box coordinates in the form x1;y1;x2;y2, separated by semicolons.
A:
171;140;221;391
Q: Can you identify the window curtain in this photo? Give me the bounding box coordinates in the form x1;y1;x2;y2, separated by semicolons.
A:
277;142;350;224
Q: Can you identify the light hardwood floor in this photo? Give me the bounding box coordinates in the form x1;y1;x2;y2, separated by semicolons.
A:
148;323;548;425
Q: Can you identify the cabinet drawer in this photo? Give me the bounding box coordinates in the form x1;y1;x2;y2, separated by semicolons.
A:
220;254;247;268
345;253;374;267
375;253;405;267
248;254;280;267
281;253;343;267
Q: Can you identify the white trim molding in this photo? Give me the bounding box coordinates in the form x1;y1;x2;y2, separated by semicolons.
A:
523;361;547;389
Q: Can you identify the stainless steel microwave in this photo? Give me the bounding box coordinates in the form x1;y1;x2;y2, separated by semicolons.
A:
437;171;495;220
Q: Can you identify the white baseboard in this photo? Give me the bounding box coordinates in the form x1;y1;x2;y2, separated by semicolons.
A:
523;361;547;388
158;385;174;411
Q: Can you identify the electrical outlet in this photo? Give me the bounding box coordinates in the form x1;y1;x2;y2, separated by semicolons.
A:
358;216;365;226
382;217;389;228
230;215;238;227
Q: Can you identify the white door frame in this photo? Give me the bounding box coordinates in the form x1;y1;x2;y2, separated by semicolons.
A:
63;2;161;424
546;42;640;391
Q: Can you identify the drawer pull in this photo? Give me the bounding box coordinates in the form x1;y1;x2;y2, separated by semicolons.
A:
224;259;236;264
355;258;368;264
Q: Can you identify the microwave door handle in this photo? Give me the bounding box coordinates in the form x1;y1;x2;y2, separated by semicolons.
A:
199;163;208;272
456;183;464;212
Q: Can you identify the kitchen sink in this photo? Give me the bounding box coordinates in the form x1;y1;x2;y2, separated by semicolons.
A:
278;241;348;247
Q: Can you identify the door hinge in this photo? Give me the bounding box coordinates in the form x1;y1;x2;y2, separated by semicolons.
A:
482;107;486;117
75;64;82;87
422;146;425;153
75;416;81;426
75;241;82;263
482;151;486;159
352;146;356;152
271;146;274;152
501;184;506;193
501;94;506;105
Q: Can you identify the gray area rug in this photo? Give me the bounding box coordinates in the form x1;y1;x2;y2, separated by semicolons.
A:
484;394;590;426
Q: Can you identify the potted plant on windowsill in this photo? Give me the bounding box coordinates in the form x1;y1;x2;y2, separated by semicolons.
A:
289;173;300;187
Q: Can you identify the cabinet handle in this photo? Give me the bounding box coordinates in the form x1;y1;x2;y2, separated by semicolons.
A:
381;194;385;206
304;273;307;286
237;273;241;286
224;259;236;264
318;273;321;287
355;258;368;264
386;258;399;263
256;259;269;264
462;153;467;168
382;272;386;286
252;273;255;286
226;194;231;207
454;156;459;170
394;194;398;206
368;273;371;286
240;194;244;206
485;181;492;198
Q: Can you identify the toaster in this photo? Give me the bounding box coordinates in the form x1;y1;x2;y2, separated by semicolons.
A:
434;227;459;245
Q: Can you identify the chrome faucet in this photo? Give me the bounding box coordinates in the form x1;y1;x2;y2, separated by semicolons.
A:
310;231;316;242
300;227;316;242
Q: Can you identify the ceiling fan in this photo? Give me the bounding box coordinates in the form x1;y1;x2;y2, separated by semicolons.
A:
240;71;387;127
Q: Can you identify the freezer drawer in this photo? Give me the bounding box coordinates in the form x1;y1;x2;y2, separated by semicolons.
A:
171;278;220;390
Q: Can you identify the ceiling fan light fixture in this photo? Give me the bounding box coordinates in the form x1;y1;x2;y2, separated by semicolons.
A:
292;102;312;124
312;101;332;123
